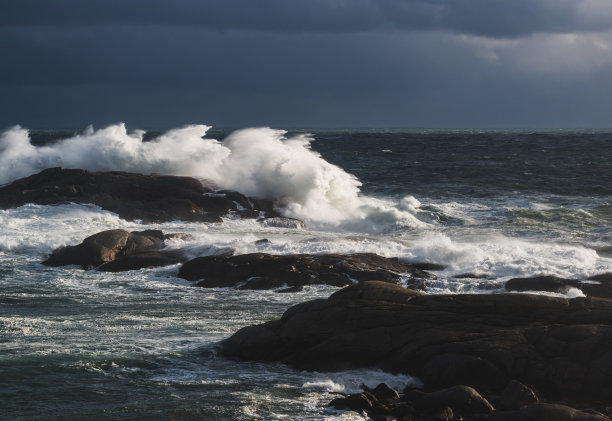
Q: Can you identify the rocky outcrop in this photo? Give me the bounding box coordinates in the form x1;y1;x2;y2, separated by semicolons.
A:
0;167;281;223
506;274;612;298
221;281;612;408
329;382;610;421
178;253;440;289
43;229;192;271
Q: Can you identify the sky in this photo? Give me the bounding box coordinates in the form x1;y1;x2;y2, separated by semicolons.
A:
2;0;612;129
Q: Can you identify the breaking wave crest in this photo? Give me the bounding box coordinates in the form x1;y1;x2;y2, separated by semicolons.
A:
0;124;424;230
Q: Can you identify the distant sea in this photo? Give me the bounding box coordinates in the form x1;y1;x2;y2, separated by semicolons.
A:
1;126;611;419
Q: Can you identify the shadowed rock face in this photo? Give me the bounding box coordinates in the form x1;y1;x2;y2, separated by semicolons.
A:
0;167;280;223
221;281;612;405
43;229;192;271
178;253;440;289
488;403;611;421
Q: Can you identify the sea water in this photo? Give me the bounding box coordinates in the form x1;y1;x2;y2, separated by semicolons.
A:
1;126;611;419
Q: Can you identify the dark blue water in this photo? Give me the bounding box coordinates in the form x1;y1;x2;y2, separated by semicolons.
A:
306;129;612;197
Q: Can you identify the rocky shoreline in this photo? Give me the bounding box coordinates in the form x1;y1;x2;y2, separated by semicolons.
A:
221;282;612;419
4;168;612;419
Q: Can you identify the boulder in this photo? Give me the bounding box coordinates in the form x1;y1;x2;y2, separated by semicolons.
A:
405;385;495;414
0;167;282;223
221;281;612;406
329;384;404;419
178;252;436;289
364;383;400;400
95;250;186;272
496;380;539;410
43;229;191;271
505;275;580;295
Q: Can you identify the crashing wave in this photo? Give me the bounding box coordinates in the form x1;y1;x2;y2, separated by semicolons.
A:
0;124;425;231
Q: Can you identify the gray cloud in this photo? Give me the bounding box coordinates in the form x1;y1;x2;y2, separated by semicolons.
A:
2;1;612;128
2;0;612;38
2;24;612;128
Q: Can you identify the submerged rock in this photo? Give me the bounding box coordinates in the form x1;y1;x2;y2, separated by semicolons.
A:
0;167;282;223
178;252;436;289
43;229;191;271
221;281;612;406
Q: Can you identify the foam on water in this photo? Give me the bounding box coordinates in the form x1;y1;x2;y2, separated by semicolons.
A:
3;128;612;419
2;203;611;285
0;124;425;231
404;232;612;281
0;203;132;254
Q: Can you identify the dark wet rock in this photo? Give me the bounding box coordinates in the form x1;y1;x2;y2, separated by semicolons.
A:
496;380;539;410
255;238;271;245
222;281;612;406
488;403;611;421
589;273;612;282
405;385;495;414
364;383;401;400
330;385;404;419
96;250;186;272
43;229;191;271
408;262;446;271
179;253;436;290
0;167;281;223
258;217;306;229
505;275;580;294
506;274;612;299
330;392;375;412
454;273;488;279
583;274;612;299
404;277;428;290
330;382;610;421
596;247;612;258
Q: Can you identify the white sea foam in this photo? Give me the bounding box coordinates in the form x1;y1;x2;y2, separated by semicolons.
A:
0;124;425;231
0;203;131;254
2;202;611;285
302;369;422;394
404;232;612;285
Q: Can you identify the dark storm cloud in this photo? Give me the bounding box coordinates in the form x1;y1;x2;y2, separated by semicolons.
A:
2;0;612;38
1;0;612;128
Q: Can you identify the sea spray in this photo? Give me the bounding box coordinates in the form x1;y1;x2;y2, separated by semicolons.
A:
0;124;425;230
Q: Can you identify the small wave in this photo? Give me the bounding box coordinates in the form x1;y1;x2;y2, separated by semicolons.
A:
302;369;421;394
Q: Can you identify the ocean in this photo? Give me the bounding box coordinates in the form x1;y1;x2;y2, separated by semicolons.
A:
1;125;611;420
